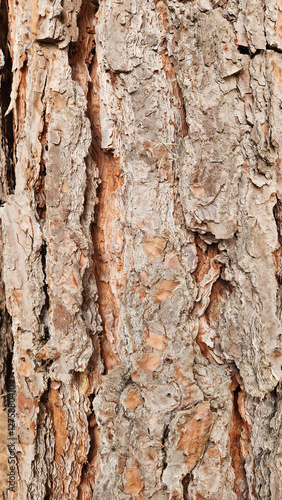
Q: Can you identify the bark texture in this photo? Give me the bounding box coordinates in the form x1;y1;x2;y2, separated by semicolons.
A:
0;0;282;499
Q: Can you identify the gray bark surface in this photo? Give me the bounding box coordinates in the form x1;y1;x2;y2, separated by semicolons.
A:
0;0;282;499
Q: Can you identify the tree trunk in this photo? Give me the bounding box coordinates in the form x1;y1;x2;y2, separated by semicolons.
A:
0;0;282;498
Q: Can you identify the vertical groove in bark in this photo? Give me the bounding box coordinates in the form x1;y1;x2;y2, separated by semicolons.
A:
274;199;282;302
192;238;227;365
0;0;13;408
182;473;190;500
68;2;107;496
229;376;249;500
0;0;14;197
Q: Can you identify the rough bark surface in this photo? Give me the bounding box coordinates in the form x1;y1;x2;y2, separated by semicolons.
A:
0;0;282;499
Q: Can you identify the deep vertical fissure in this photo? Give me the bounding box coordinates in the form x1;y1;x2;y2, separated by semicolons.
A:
0;241;13;395
68;2;106;495
35;105;48;221
0;0;14;401
3;348;14;408
40;240;50;342
161;423;169;474
0;0;14;195
182;473;191;500
32;381;54;499
70;0;123;376
273;200;282;322
229;378;249;500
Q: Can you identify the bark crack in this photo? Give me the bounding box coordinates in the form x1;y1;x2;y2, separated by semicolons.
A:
182;473;191;500
229;376;250;500
39;240;50;342
192;237;228;365
0;0;14;401
68;1;109;495
0;0;14;197
273;200;282;324
34;105;48;221
237;46;263;58
161;423;169;475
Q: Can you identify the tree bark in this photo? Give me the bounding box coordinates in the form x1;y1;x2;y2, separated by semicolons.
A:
0;0;282;498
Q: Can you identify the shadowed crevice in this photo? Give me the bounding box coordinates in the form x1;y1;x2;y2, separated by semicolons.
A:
0;0;14;195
